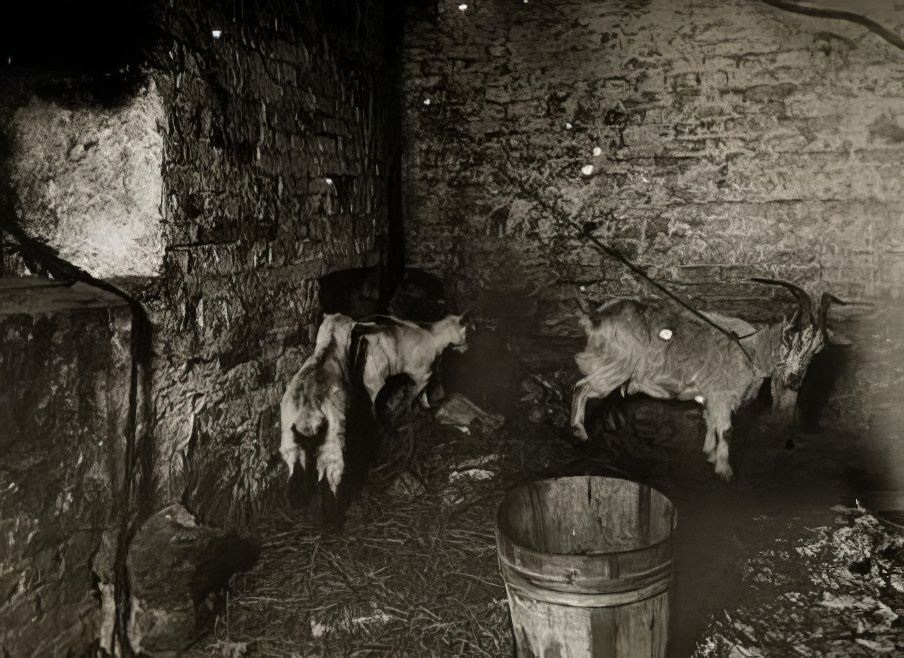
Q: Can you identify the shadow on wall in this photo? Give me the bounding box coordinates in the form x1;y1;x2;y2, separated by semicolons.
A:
319;265;453;321
0;1;159;105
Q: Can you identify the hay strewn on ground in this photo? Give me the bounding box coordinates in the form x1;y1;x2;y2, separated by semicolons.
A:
197;409;564;657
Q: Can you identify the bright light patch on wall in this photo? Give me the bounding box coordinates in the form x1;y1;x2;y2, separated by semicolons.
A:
423;98;431;106
458;3;468;10
565;122;573;130
211;29;223;39
581;164;594;176
593;146;602;157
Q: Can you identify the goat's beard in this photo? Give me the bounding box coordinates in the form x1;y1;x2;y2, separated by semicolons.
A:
770;377;799;423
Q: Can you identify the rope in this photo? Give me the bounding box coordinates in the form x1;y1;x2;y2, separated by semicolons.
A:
568;219;759;368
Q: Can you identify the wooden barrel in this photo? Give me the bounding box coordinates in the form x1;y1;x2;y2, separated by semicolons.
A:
496;476;677;657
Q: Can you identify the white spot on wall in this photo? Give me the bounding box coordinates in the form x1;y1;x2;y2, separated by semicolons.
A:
458;3;468;10
565;122;573;130
658;328;673;340
211;29;223;39
581;164;594;176
593;146;602;157
423;98;431;106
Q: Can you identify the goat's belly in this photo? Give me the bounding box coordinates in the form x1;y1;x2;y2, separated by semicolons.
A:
634;376;699;401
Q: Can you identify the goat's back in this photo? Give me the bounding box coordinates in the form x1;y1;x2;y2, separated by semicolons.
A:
578;299;758;400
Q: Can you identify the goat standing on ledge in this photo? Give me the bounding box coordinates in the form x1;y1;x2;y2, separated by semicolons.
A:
572;280;845;480
280;313;355;494
353;314;469;412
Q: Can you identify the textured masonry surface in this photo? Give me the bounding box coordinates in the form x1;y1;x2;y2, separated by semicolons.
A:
0;280;132;656
146;0;396;523
403;0;904;335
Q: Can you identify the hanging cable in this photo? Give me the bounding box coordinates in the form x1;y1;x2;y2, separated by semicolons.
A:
759;0;904;51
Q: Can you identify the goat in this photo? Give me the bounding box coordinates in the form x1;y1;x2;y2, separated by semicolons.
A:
353;314;469;412
279;313;356;494
572;279;845;480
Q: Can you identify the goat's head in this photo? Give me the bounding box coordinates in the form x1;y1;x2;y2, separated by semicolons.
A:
440;313;470;352
751;278;846;392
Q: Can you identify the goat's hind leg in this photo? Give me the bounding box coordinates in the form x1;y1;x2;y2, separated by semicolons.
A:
313;405;347;528
316;402;346;495
571;380;597;441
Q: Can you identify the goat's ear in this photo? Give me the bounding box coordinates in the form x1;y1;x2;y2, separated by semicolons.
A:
826;327;853;347
578;313;593;334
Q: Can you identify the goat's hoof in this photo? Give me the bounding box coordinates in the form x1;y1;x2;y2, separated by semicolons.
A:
572;425;589;441
706;451;717;464
715;462;734;481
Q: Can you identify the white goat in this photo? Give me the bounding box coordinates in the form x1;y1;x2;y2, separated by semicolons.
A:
572;280;844;480
280;313;356;493
353;314;469;410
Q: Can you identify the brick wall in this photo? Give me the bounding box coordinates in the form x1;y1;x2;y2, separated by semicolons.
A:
0;0;399;527
147;0;399;523
402;0;904;335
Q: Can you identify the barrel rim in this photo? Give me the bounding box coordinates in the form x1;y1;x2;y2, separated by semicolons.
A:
496;475;677;559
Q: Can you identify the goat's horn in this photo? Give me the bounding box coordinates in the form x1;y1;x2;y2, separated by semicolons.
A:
817;292;846;329
750;277;814;326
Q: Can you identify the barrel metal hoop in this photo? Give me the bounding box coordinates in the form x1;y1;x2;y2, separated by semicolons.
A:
504;568;671;609
499;558;673;595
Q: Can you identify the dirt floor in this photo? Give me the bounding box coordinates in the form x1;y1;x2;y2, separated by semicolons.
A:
198;303;904;656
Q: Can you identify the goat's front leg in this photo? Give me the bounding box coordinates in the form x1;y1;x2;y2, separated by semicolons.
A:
361;350;389;410
702;408;717;458
412;373;432;409
705;402;734;481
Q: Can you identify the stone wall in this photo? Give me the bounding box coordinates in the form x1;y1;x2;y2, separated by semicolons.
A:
0;0;400;651
402;0;904;335
2;0;398;524
146;0;399;524
0;280;132;656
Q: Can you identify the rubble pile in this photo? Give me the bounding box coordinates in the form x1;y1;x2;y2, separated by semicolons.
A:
696;513;904;656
